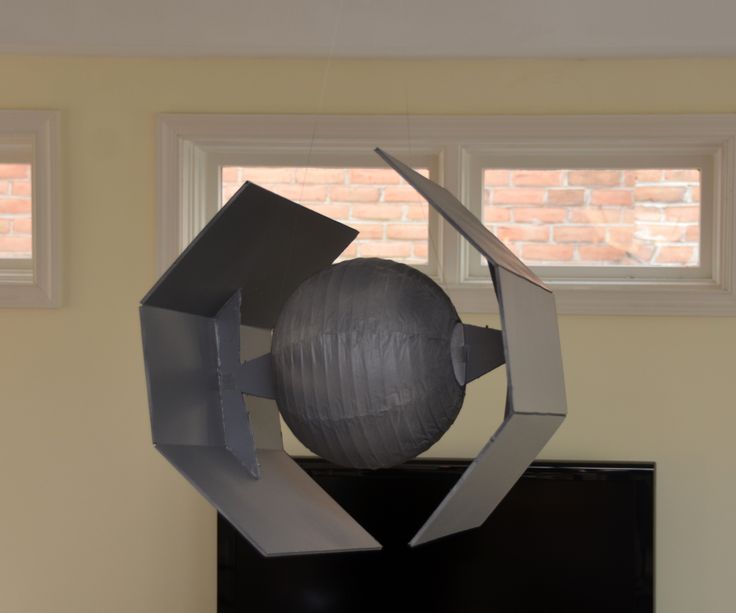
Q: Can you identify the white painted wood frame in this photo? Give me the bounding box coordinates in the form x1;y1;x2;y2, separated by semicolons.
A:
157;114;736;315
0;110;61;308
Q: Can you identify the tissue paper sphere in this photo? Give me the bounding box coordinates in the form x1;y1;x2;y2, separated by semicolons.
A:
271;257;465;469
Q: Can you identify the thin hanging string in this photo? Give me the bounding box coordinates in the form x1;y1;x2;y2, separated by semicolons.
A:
300;0;344;201
400;0;413;157
398;1;442;279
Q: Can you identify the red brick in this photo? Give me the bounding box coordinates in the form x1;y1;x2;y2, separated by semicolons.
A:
554;227;602;243
622;171;637;187
664;169;700;182
513;207;566;223
634;207;663;222
413;243;429;259
690;186;701;202
511;170;562;187
222;184;239;202
579;245;627;262
629;242;655;263
295;168;346;184
522;244;574;261
483;170;510;187
547;189;585;206
349;223;384;239
634;187;685;202
353;205;402;220
271;185;327;202
0;235;31;252
406;205;428;220
590;189;633;206
387;224;428;240
569;208;621;224
483;206;511;223
238;167;295;184
359;241;412;258
12;218;32;234
492;188;545;205
607;227;636;246
0;199;31;214
338;243;358;259
496;225;549;242
568;170;622;187
303;204;349;219
621;209;636;224
221;167;241;182
384;186;426;203
635;169;664;182
330;186;380;203
639;224;683;241
350;168;400;185
656;246;695;264
10;180;31;197
0;164;30;179
665;206;699;222
685;225;700;242
0;220;9;233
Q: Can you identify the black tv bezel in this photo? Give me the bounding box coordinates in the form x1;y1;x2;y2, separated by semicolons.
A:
218;457;655;612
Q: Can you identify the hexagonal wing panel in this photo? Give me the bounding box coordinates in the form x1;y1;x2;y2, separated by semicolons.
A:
375;149;566;546
140;183;380;555
411;267;566;546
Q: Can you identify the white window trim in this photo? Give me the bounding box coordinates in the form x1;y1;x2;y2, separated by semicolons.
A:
157;113;736;316
0;110;61;308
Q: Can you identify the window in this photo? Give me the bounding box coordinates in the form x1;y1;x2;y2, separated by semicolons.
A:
221;166;431;265
481;168;701;268
0;163;33;259
0;111;61;308
157;114;736;315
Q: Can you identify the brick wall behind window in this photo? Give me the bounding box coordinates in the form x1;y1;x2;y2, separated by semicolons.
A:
0;164;32;259
483;169;700;266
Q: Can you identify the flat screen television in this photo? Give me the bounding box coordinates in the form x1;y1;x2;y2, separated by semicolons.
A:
218;458;654;613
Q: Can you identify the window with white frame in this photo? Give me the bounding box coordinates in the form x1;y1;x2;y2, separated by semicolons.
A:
0;111;61;308
157;114;736;315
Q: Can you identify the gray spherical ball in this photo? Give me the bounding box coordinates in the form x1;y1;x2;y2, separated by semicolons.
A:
271;257;465;469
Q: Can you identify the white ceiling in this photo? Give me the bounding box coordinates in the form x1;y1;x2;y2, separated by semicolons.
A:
2;0;736;59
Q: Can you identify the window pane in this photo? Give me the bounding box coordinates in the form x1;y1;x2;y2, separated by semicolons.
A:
222;166;429;264
483;169;700;267
0;163;32;259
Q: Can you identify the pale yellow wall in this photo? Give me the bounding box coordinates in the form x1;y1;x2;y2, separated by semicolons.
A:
0;57;735;613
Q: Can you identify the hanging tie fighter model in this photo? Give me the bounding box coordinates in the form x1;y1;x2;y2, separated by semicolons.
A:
139;149;567;556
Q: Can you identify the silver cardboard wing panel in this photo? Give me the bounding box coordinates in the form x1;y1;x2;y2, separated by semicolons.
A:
375;149;567;546
410;413;564;545
375;148;547;291
159;446;381;556
142;182;358;328
140;184;381;555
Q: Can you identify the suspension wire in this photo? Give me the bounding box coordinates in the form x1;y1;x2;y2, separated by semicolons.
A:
300;0;344;201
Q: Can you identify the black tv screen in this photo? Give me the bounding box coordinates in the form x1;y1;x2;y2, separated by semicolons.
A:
218;459;654;613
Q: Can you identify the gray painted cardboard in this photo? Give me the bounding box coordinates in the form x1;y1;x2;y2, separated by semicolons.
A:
374;149;567;547
375;148;547;291
159;445;381;556
461;324;506;384
142;181;358;328
214;291;260;478
141;153;566;555
410;412;564;545
140;187;379;555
